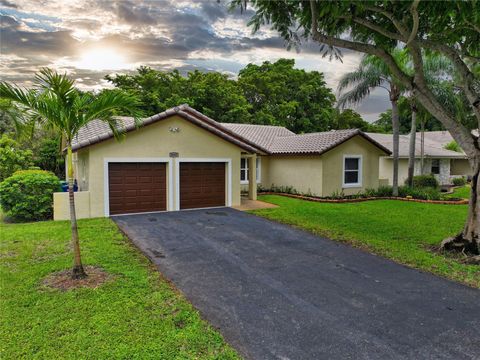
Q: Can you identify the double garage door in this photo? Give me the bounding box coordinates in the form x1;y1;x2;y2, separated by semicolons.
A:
108;162;226;215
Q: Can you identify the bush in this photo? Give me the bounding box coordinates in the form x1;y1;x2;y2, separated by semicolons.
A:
398;186;442;200
411;174;439;189
0;135;33;181
374;185;394;197
0;170;61;222
452;177;467;186
34;138;65;178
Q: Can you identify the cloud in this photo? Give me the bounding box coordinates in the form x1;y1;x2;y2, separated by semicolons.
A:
0;0;17;8
0;0;386;121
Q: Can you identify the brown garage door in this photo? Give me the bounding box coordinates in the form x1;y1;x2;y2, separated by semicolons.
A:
180;162;226;210
108;162;167;215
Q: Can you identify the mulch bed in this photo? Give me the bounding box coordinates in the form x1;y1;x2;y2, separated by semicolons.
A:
260;192;469;205
42;265;113;291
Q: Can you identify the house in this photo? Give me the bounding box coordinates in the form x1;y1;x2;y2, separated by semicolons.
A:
53;105;390;220
366;131;472;186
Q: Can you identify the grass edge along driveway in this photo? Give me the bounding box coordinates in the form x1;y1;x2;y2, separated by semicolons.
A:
253;195;479;288
0;218;239;359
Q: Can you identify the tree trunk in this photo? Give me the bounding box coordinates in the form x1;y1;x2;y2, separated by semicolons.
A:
391;99;400;196
420;119;425;175
407;103;417;187
67;145;87;279
441;154;480;255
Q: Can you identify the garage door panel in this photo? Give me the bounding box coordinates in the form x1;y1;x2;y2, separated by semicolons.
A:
180;162;226;210
108;162;167;215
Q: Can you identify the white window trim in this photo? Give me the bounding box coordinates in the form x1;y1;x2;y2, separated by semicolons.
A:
103;157;174;217
174;158;232;211
240;157;261;185
240;157;249;185
342;155;363;188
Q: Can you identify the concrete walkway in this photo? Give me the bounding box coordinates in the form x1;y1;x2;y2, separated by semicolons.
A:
233;197;279;211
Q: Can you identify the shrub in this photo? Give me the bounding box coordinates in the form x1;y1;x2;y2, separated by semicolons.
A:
411;174;439;189
452;177;467;186
0;170;61;222
34;138;65;178
374;185;394;197
0;135;33;181
363;188;378;197
266;184;299;195
398;186;442;200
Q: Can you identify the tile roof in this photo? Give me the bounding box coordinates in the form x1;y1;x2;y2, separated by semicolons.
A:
71;105;265;154
366;132;467;159
268;129;390;155
221;123;294;150
71;104;391;155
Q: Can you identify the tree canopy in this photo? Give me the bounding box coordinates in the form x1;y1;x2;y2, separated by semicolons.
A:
106;67;252;124
237;59;335;133
106;59;338;133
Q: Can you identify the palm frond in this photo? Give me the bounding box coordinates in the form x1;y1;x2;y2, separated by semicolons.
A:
337;65;384;108
80;90;144;140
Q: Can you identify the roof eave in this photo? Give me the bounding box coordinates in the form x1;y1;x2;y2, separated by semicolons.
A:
70;105;267;155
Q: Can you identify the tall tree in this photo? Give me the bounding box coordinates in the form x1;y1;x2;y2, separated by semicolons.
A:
331;109;379;132
406;100;417;186
0;69;142;279
106;66;252;124
107;60;337;133
235;0;480;254
238;59;336;132
337;52;405;195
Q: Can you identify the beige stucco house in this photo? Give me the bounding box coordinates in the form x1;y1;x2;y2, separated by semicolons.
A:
53;105;390;220
366;131;472;186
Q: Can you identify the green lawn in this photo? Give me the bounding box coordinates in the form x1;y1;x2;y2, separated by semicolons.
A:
0;218;239;359
444;185;471;199
254;195;479;288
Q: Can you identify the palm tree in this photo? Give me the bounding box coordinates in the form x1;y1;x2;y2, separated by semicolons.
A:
406;55;453;186
337;51;406;196
0;69;142;279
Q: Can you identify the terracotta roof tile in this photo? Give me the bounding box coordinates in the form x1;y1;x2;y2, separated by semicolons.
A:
221;123;294;150
71;105;264;154
72;104;391;156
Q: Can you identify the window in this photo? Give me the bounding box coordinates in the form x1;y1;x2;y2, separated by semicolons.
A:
240;158;248;183
343;155;362;187
240;157;261;184
431;159;440;175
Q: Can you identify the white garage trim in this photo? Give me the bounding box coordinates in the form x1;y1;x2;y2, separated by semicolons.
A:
174;158;232;211
103;157;174;216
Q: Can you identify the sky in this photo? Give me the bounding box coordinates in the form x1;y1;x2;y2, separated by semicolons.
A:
0;0;391;122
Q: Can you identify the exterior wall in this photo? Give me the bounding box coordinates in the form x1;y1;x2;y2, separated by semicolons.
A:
264;155;323;196
322;136;384;196
451;159;472;176
76;150;89;191
380;157;466;186
58;115;246;219
378;158;409;186
53;191;91;220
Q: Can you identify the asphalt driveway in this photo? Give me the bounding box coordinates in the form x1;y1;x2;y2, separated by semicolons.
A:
113;208;480;360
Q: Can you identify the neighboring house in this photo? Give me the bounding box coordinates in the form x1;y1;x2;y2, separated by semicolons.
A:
53;105;390;220
366;131;472;186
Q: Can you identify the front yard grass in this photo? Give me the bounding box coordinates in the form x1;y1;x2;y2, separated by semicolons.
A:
254;195;479;288
0;218;239;359
443;185;471;200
